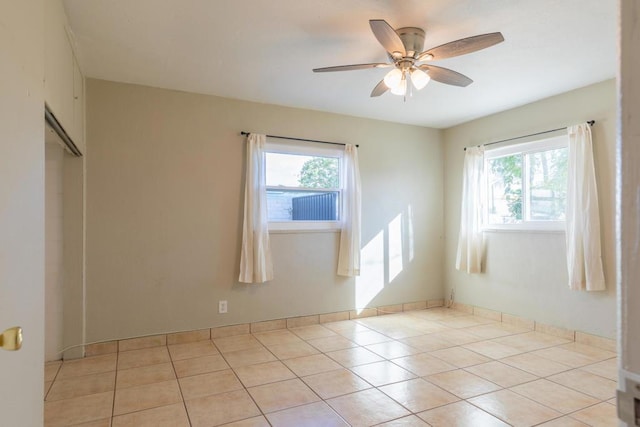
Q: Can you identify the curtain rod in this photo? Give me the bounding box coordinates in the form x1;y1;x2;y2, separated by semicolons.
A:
463;120;595;151
240;131;358;148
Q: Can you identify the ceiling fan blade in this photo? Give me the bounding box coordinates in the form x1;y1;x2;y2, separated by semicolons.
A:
421;32;504;61
313;63;390;72
369;19;406;56
370;79;388;97
419;65;473;87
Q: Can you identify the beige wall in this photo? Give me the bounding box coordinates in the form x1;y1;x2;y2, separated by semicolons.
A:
44;134;85;362
62;150;85;360
443;79;617;338
85;79;444;342
45;141;64;361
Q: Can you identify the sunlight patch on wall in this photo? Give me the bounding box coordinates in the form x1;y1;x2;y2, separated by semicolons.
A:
388;213;404;282
354;205;415;312
407;205;415;262
355;230;384;313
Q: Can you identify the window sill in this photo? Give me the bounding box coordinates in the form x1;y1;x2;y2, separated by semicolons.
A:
482;227;565;234
269;228;341;234
268;221;341;234
482;220;565;233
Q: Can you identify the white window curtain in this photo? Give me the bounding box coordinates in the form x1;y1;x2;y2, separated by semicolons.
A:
337;144;362;277
455;146;485;274
565;124;605;291
239;134;273;283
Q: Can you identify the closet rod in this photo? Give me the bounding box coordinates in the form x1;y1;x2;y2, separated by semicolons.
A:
240;131;358;148
463;120;595;151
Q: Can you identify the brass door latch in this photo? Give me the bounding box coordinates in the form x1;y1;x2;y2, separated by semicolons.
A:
0;326;22;351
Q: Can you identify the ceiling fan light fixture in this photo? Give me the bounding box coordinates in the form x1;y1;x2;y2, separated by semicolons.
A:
411;68;431;90
383;68;403;89
390;77;407;95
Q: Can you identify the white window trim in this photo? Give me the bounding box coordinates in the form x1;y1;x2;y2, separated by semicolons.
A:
266;139;344;157
484;135;567;159
483;135;568;232
268;220;342;232
484;221;565;232
264;138;344;232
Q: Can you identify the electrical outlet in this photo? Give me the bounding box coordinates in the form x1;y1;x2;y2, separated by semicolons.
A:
218;300;228;314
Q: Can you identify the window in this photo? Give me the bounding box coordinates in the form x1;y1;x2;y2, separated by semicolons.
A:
484;135;568;230
265;139;343;231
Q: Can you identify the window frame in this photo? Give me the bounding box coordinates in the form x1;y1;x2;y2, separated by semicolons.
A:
264;138;344;232
483;135;568;232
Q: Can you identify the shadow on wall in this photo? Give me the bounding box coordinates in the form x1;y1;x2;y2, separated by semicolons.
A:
355;205;415;313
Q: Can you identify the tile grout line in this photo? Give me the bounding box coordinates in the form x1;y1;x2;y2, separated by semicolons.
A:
329;314;615;425
110;350;118;426
44;308;618;426
43;362;62;401
508;380;617;422
169;350;194;427
223;327;398;425
210;336;274;426
246;332;337;425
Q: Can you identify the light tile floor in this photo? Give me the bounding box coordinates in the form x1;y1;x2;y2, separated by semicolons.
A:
44;308;619;426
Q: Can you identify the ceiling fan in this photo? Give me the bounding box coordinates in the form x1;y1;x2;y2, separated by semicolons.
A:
313;20;504;98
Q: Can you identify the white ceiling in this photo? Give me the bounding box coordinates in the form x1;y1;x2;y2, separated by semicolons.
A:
63;0;617;129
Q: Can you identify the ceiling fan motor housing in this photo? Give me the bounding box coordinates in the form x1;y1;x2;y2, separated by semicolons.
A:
396;27;426;57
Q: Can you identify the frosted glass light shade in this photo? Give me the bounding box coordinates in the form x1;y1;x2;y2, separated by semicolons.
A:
383;69;403;89
411;68;430;90
390;78;407;95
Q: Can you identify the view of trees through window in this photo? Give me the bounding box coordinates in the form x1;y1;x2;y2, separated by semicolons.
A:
528;147;568;220
298;157;339;188
488;154;523;222
487;146;568;225
265;152;340;222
